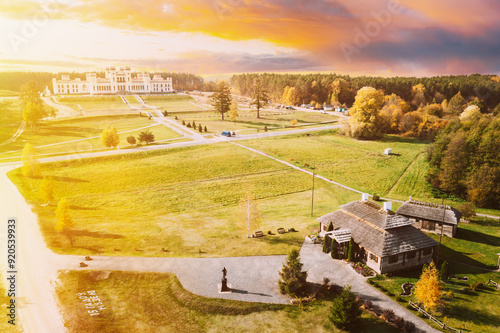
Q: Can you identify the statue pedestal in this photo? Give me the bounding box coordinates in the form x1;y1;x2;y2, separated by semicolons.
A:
218;278;232;293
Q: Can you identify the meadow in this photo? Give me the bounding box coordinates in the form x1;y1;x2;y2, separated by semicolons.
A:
368;216;500;333
0;98;23;144
8;143;360;257
0;114;181;161
55;270;400;333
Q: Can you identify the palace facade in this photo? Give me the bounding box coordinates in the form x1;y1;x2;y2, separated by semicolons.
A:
52;66;173;95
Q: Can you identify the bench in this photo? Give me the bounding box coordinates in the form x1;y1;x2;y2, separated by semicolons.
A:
277;228;286;234
254;231;264;237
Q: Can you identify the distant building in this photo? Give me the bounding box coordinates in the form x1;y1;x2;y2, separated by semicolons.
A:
396;199;461;237
318;198;438;274
52;66;173;95
323;104;334;111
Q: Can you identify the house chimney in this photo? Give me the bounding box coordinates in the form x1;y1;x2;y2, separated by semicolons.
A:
383;202;392;211
362;193;369;201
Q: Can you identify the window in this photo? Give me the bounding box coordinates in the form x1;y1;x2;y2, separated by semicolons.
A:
369;253;378;263
388;254;398;264
422;248;433;256
406;251;416;260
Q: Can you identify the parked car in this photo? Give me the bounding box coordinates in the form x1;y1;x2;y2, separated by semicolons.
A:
221;131;232;137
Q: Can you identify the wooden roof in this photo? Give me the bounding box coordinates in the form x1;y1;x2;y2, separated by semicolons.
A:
318;200;438;257
326;229;352;243
396;200;461;225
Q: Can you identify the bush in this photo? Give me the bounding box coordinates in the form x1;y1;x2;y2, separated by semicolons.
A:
182;119;185;125
192;120;196;128
373;195;380;201
363;300;372;310
204;126;207;132
198;124;203;132
264;125;268;132
367;279;374;285
186;122;191;128
383;309;395;322
175;115;178;120
267;230;272;235
403;321;416;333
126;135;136;145
440;261;449;281
394;316;405;329
396;295;403;302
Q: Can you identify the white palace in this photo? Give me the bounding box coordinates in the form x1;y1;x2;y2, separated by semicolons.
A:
52;66;174;95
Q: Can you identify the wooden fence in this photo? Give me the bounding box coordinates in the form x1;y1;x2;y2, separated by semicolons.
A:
408;301;462;333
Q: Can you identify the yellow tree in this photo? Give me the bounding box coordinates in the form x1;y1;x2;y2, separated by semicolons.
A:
40;176;55;204
345;86;384;139
229;101;239;123
238;193;262;238
100;126;120;148
55;197;75;247
414;262;443;310
22;143;41;177
23;101;45;130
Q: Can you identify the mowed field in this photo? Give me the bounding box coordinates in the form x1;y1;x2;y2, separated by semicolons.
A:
0;114;182;161
56;270;400;333
56;96;127;111
241;131;430;199
9;143;360;257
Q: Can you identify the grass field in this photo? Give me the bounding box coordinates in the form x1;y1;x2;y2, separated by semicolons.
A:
0;99;23;144
8;143;360;257
56;270;400;333
142;95;205;111
367;216;500;333
241;131;429;197
0;114;170;158
56;96;127;110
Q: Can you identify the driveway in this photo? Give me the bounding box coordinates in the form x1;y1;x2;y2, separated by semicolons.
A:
300;237;441;333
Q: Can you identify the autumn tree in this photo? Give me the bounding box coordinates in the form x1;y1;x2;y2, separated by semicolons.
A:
459;105;481;123
55;197;75;247
447;92;466;116
40;176;55;204
282;86;301;106
329;285;363;331
101;127;120;148
343;86;384;139
414;262;442;309
238;193;261;238
278;249;308;297
411;83;427;108
22;143;41;177
379;94;408;133
250;77;269;118
211;80;232;121
331;78;351;105
138;129;155;145
229;101;239;123
126;135;136;146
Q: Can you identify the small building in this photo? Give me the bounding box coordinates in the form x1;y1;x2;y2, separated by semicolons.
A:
318;198;438;274
323;104;334;111
396;199;461;237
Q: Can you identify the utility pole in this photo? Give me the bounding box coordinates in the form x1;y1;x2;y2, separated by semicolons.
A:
311;167;315;217
436;196;446;263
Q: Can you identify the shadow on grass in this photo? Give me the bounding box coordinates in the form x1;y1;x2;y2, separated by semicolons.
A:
73;229;124;239
438;244;498;271
262;236;304;247
380;135;426;144
53;175;90;183
230;289;273;297
455;228;500;247
445;304;500;327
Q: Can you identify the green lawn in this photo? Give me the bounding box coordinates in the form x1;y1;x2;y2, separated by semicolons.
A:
241;131;429;197
142;95;204;110
56;96;127;110
56;270;400;333
0;99;23;144
368;216;500;333
8;143;360;257
0;114;164;158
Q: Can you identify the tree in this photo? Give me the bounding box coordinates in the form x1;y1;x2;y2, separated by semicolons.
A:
468;97;488;114
331;78;351;105
447;92;466;116
55;197;75;247
331;239;338;259
126;135;136;146
138;129;155;145
344;87;384;139
347;237;355;262
250;77;269;118
323;235;332;253
440;261;449;281
211;80;232;121
22;143;41;177
411;83;427;108
20;81;48;130
101;127;120;148
278;249;308;297
329;285;362;331
40;176;55;204
290;119;298;126
414;261;443;309
460;105;482;123
456;202;476;219
238;193;261;238
229;101;239;123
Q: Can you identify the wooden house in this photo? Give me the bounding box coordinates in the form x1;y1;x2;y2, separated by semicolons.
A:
396;200;461;237
318;199;438;274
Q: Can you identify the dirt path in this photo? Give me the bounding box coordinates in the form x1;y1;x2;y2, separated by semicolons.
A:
42;97;81;119
0;123;25;147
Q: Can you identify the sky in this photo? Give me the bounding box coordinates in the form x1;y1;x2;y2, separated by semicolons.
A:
0;0;499;76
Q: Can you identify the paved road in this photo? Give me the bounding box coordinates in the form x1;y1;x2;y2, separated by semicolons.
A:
301;238;441;333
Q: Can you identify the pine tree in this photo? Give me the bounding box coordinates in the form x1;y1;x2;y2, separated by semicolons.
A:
210;80;232;121
331;239;338;259
278;249;308;297
250;77;270;118
347;237;355;262
22;143;41;177
414;261;443;309
440;261;449;281
55;197;74;247
323;235;332;253
329;285;362;330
